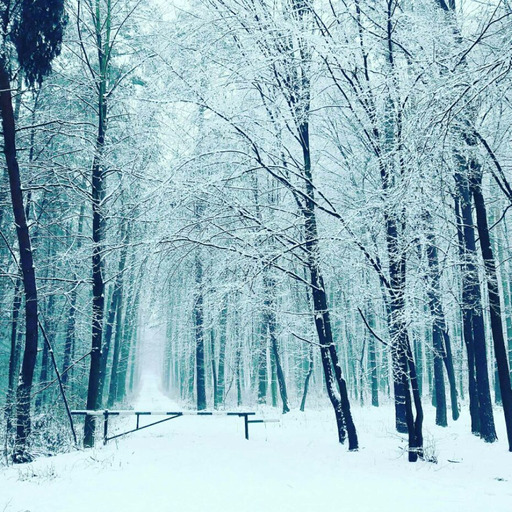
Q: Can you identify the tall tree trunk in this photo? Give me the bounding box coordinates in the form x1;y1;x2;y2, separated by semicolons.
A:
270;345;278;407
415;337;423;399
301;119;358;450
423;212;459;422
0;66;39;463
116;278;141;403
194;251;207;410
455;172;497;442
264;274;290;413
215;295;228;409
82;0;111;448
6;279;22;433
106;232;129;407
61;286;77;388
128;306;142;395
236;351;242;407
98;284;116;405
35;278;56;411
499;219;512;374
367;306;379;407
257;312;268;404
471;170;512;451
210;330;218;407
233;302;243;407
268;308;290;414
300;344;314;412
379;152;423;458
99;225;129;406
4;82;28;437
62;204;85;388
455;196;481;435
84;91;107;449
432;325;447;426
107;284;125;408
433;0;496;443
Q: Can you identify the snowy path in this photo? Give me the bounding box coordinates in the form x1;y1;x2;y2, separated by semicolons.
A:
1;376;511;512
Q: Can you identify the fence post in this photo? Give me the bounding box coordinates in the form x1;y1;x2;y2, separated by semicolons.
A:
244;414;249;440
103;410;109;445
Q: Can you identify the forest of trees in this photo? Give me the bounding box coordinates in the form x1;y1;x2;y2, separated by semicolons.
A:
1;0;512;464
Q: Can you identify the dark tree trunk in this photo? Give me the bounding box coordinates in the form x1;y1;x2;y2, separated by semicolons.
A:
163;315;173;392
128;314;141;395
236;353;242;407
214;295;228;409
6;279;23;433
100;227;129;406
471;170;512;451
504;221;512;375
107;285;125;408
194;251;207;410
434;0;496;443
381;178;422;459
380;285;408;429
5;81;27;434
455;171;497;442
234;306;243;407
268;310;290;414
107;232;130;408
432;325;448;427
300;119;358;451
365;304;379;407
502;220;512;373
1;66;40;463
381;1;423;459
210;330;218;407
98;284;116;405
270;346;278;407
423;212;459;422
455;196;481;435
300;344;314;412
35;338;49;410
406;340;424;459
61;286;77;387
264;275;290;413
257;313;268;404
117;280;141;402
35;281;56;410
62;205;85;388
441;329;459;420
84;89;107;448
382;185;423;459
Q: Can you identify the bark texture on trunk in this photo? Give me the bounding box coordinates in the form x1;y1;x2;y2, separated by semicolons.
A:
6;279;22;433
84;87;107;448
214;296;228;409
194;250;207;411
0;66;39;463
301;120;358;450
264;275;290;413
471;170;512;451
455;172;497;443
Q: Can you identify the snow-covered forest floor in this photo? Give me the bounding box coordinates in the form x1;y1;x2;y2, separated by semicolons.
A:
1;375;510;512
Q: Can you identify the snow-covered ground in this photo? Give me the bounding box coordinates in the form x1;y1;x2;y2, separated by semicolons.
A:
1;373;511;512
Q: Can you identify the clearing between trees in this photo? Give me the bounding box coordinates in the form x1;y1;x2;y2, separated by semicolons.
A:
1;375;510;512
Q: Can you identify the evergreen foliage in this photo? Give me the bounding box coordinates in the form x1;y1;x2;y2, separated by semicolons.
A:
1;0;67;85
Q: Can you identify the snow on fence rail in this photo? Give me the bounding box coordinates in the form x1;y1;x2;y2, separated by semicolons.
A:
71;410;279;444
